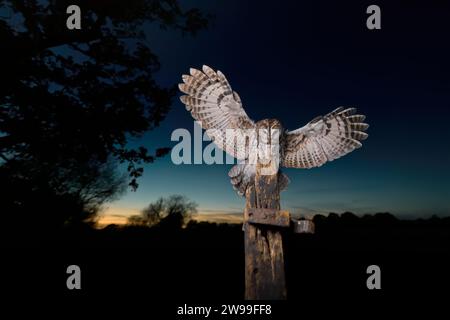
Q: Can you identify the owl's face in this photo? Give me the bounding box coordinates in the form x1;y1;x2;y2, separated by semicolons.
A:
254;119;283;174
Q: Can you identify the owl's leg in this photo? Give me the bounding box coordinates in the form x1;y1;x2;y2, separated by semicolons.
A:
229;164;289;195
228;163;256;197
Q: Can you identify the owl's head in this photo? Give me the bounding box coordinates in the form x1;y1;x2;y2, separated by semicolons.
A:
255;119;283;145
253;119;283;175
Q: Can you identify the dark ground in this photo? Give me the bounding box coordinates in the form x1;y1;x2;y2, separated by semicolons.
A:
2;212;449;317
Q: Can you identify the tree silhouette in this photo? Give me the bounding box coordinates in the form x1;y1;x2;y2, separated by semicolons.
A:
128;195;197;229
0;1;209;243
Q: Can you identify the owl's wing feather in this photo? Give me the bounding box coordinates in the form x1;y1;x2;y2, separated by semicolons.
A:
282;107;369;168
179;65;255;160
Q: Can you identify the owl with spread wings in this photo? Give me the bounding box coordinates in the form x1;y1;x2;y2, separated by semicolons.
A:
179;65;369;196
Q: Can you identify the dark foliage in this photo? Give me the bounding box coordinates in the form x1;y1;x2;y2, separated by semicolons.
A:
0;1;210;244
128;195;197;228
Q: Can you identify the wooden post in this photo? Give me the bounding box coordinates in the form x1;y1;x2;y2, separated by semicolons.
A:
242;119;314;299
244;163;287;300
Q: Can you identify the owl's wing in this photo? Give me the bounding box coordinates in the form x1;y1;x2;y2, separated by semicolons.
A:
179;65;255;160
282;107;369;168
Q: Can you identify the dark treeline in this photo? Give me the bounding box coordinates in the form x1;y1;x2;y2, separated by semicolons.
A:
57;211;450;252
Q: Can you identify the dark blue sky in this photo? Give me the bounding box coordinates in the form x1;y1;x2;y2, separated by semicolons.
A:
105;0;450;219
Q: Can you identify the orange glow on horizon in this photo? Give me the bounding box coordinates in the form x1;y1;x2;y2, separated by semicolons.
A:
97;206;243;227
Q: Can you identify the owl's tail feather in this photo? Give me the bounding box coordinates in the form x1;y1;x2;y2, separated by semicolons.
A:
228;164;290;197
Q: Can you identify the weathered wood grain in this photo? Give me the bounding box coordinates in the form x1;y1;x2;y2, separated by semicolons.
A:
244;161;287;300
247;208;290;227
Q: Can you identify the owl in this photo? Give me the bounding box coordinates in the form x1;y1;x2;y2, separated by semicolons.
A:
179;65;369;196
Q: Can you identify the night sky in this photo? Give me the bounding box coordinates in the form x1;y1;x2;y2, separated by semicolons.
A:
103;0;450;222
